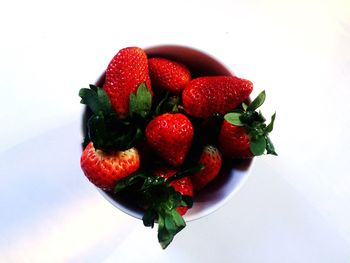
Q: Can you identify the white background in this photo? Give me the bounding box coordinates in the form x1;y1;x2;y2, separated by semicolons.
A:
1;0;350;262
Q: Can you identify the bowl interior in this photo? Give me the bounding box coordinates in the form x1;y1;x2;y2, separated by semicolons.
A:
87;45;253;222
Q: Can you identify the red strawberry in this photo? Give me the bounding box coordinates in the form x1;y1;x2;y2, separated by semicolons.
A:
103;47;152;118
145;113;194;167
182;76;253;118
219;120;253;158
219;91;277;158
148;58;191;94
191;145;222;191
80;142;140;190
153;168;193;215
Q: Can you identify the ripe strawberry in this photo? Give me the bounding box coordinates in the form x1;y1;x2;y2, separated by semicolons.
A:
182;76;253;118
191;145;222;191
145;113;194;167
103;47;152;118
219;121;253;158
153;168;193;215
80;142;140;190
219;91;277;158
148;58;191;94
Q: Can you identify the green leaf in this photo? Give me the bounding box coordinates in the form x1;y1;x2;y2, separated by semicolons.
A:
86;106;144;151
89;84;98;92
171;210;186;227
181;195;193;209
168;96;180;113
129;82;152;118
140;176;166;191
154;92;170;116
86;114;105;147
80;86;113;116
153;93;180;116
114;171;147;193
172;104;179;112
224;112;244;126
247;90;266;111
143;210;156;228
97;87;114;114
167;163;205;183
140;182;189;249
164;214;177;234
265;112;276;133
158;210;186;249
242;102;248;111
265;136;278;155
79;88;101;115
159;232;173;249
250;136;266;156
158;215;173;249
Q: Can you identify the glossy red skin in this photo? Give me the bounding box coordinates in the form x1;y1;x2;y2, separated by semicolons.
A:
80;142;140;190
182;76;253;118
103;47;152;118
191;145;222;191
153;168;193;216
145;113;194;167
148;58;191;94
218;120;253;159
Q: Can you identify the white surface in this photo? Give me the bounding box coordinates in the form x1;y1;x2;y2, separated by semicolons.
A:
1;0;350;262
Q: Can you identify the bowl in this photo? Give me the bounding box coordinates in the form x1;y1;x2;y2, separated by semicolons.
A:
85;45;254;222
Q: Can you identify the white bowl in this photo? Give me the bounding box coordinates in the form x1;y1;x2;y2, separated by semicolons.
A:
99;159;253;222
90;45;254;222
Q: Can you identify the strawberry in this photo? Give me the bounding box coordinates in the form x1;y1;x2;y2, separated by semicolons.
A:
148;58;191;94
182;76;253;118
219;91;277;158
114;164;202;249
153;168;193;215
191;145;222;191
219;121;253;158
80;142;140;190
103;47;152;119
145;113;194;167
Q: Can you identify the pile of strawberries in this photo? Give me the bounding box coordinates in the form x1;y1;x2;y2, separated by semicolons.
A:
79;47;276;249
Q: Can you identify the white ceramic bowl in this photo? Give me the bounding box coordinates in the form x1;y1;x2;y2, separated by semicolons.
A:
90;45;254;222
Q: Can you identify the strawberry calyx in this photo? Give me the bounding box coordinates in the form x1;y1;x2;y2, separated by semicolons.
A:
79;83;152;152
113;164;203;249
129;82;153;118
224;90;277;156
165;164;204;184
153;91;180;117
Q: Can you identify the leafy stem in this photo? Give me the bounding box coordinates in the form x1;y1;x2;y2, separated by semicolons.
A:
224;90;277;156
79;83;152;152
113;164;200;249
